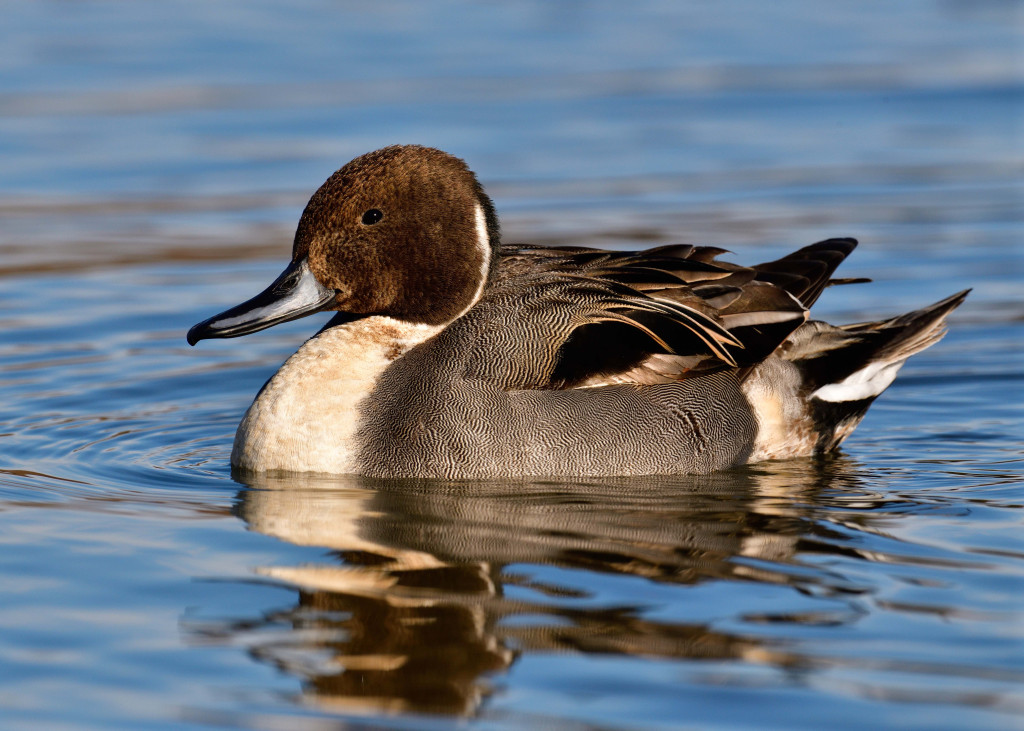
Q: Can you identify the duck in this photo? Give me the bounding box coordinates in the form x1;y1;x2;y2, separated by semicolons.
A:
187;145;968;479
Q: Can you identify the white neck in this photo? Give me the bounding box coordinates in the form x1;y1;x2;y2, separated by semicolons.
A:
232;316;442;474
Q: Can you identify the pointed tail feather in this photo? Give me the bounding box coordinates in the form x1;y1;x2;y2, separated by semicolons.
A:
783;289;969;451
835;289;971;365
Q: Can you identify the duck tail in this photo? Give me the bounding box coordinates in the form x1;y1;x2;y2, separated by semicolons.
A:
782;289;970;452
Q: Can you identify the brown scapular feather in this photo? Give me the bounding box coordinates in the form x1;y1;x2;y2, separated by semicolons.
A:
494;237;867;390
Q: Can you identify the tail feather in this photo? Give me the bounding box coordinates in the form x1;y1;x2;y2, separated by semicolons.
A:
838;289;970;365
783;289;970;451
783;289;969;398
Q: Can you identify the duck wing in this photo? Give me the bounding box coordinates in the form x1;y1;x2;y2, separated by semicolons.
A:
750;237;864;308
466;238;859;389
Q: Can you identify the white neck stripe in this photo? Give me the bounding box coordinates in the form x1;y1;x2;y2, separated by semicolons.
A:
452;203;491;321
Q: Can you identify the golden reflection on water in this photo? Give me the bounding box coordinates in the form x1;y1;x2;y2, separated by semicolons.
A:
211;458;868;717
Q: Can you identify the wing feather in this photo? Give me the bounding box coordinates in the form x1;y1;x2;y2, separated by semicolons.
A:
468;238;860;389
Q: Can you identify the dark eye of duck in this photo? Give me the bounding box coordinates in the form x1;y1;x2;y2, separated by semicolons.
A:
361;209;384;225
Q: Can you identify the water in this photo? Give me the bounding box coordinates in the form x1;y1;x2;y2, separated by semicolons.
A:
1;1;1022;729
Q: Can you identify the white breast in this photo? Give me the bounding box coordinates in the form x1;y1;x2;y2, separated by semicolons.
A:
232;317;441;474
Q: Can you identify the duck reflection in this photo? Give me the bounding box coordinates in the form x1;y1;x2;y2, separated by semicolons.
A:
216;458;868;717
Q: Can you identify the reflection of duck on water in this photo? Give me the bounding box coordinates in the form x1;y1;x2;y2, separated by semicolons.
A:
193;460;872;717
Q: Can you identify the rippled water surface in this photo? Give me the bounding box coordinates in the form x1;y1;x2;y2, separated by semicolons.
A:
1;2;1022;729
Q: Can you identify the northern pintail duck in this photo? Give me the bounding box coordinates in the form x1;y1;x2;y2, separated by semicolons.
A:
188;145;968;478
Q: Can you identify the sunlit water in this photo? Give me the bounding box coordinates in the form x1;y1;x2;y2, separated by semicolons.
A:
1;2;1022;729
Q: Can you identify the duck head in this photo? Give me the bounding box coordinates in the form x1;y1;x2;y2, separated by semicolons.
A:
187;145;500;345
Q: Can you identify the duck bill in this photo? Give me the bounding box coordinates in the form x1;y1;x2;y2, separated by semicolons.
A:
187;258;336;345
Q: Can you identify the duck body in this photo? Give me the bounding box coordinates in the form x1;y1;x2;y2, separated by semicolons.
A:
235;312;756;478
188;145;967;479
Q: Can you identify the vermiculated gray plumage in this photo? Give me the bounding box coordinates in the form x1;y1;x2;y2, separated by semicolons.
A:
354;240;964;478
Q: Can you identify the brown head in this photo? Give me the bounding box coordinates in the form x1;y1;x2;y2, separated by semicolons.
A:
187;145;500;345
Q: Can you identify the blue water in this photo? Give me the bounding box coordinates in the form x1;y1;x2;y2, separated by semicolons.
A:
1;2;1022;729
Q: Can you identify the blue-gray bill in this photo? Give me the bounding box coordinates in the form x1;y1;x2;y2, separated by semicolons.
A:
186;258;335;345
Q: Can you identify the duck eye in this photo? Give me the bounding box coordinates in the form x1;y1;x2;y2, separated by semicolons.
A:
361;209;384;225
